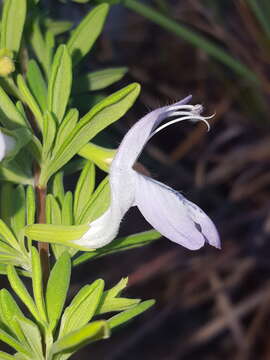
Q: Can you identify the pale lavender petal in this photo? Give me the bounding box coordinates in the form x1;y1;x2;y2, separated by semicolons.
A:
134;171;220;250
181;198;220;248
111;95;192;170
0;131;15;161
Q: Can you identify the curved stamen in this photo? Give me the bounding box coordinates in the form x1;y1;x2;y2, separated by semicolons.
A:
149;111;214;140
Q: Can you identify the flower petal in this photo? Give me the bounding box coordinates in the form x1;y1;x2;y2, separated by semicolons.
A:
74;207;121;249
111;96;192;170
0;131;15;161
134;172;220;250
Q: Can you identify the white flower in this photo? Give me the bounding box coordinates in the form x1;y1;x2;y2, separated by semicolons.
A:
0;130;15;161
74;95;220;250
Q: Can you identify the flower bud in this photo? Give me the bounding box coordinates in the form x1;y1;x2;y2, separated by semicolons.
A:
0;49;15;77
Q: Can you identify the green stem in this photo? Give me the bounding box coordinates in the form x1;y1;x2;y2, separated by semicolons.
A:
123;0;259;84
37;185;49;287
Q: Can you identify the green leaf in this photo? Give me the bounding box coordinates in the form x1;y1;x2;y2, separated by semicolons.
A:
44;29;55;76
15;100;27;120
47;194;62;225
0;289;25;341
24;223;89;250
26;60;47;112
0;0;27;54
108;300;155;329
46;193;63;258
0;351;17;360
0;86;29;129
48;45;72;123
67;3;109;66
46;252;71;331
77;82;140;142
0;328;30;356
73;67;128;93
42;83;140;185
53;109;78;155
13;353;30;360
0;254;22;266
29;17;48;76
62;192;73;226
74;161;95;222
10;185;25;238
0;218;20;251
63;158;87;175
59;279;104;337
7;265;39;322
31;247;47;323
16;316;43;359
0;240;20;257
0;182;13;226
98;297;140;315
78;142;115;172
77;175;109;224
17;74;43;131
44;18;73;36
73;230;161;266
247;0;270;39
52;171;65;206
52;320;109;354
0;264;30;277
26;186;35;226
96;278;140;314
0;160;34;185
42;111;57;159
101;277;128;298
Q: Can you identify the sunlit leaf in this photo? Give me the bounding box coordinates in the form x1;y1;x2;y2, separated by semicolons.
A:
73;230;161;266
108;300;155;329
46;252;71;331
67;3;109;66
26;60;47;112
48;45;72;123
73;67;128;93
7;265;39;321
53;108;78;155
42;111;57;159
31;247;47;323
16;316;43;359
26;186;36;226
0;86;29;129
52;320;109;354
10;185;25;238
0;328;30;356
0;0;27;54
40;83;140;185
62;192;73;226
52;172;65;206
74;161;95;222
59;279;104;337
78;142;115;172
17;74;43;131
0;289;25;341
77;176;109;224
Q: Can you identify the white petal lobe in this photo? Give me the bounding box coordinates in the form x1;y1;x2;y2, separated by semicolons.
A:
134;172;219;250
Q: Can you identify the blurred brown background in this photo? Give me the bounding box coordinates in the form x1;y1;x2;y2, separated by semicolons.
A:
47;0;270;359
